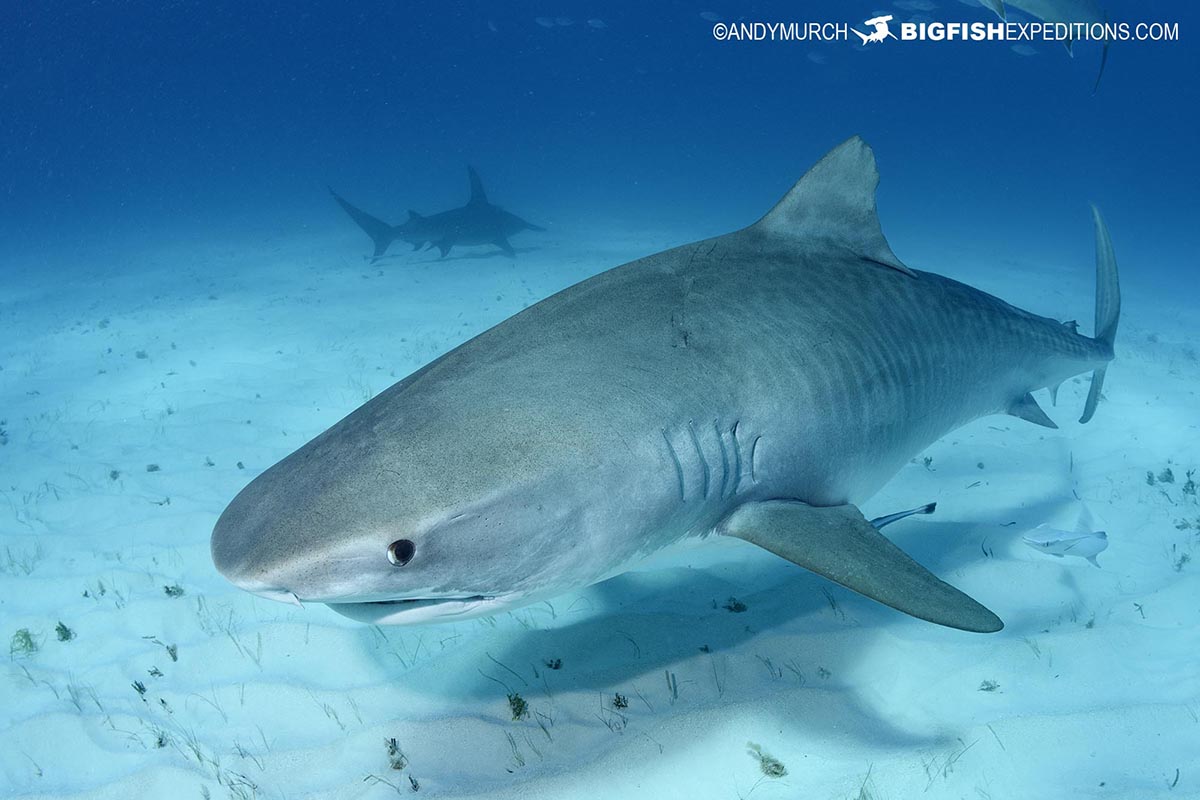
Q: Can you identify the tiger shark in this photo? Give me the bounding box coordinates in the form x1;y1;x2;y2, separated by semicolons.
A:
212;137;1120;633
330;166;544;259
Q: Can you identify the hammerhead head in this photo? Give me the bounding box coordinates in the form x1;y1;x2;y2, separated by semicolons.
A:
330;167;544;259
214;137;1119;633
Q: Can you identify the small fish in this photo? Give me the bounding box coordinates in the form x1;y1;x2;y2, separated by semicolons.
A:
1011;44;1038;56
534;17;556;28
555;16;574;26
1023;524;1107;567
807;52;829;65
587;18;608;29
700;11;722;22
870;502;936;530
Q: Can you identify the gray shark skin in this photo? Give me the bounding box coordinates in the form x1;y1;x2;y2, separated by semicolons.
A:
213;137;1120;633
330;166;544;259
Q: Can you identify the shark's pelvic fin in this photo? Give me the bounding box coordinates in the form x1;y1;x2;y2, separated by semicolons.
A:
329;188;397;259
1008;392;1058;429
1080;204;1120;424
494;237;516;258
467;166;488;205
1049;381;1062;406
752;137;916;278
719;500;1003;633
436;240;454;258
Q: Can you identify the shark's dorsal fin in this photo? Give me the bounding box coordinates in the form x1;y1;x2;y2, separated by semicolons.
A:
753;137;915;277
467;166;488;205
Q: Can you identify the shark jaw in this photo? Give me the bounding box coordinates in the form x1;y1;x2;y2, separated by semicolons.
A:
322;594;515;625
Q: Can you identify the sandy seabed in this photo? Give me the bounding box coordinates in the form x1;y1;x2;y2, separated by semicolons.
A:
1;221;1198;800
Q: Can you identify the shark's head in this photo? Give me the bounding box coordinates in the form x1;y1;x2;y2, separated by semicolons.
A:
211;366;645;625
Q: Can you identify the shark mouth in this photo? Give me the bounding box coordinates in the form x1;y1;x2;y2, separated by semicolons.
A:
325;595;497;625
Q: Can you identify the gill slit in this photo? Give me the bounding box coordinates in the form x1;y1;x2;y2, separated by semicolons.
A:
749;434;762;483
730;420;743;496
687;420;710;499
661;428;686;503
714;419;730;499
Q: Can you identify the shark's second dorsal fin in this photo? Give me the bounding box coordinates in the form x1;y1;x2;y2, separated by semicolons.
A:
753;136;915;278
467;166;488;205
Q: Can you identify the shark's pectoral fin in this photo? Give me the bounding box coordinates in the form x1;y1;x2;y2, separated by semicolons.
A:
752;137;916;278
1008;392;1058;429
494;237;516;257
436;240;454;258
718;500;1003;633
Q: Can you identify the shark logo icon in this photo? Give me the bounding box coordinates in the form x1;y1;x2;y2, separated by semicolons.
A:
852;14;897;44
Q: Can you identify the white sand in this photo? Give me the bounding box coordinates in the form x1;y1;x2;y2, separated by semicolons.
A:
2;220;1198;800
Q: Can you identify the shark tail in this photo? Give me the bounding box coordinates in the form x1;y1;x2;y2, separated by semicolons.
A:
329;188;397;259
1079;205;1120;424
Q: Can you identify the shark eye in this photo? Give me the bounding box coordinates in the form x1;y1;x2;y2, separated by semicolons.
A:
387;539;416;566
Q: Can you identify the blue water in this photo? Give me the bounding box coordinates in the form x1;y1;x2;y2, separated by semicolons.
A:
2;3;1198;798
3;1;1196;271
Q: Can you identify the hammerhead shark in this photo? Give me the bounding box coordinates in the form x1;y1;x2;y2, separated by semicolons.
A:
330;167;544;259
213;137;1119;633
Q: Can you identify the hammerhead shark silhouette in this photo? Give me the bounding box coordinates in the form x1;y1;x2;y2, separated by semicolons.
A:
330;167;544;259
852;15;897;44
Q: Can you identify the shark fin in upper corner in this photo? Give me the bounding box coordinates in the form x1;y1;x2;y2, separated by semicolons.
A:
467;166;488;205
1008;392;1058;429
978;0;1006;20
752;137;916;278
719;500;1003;633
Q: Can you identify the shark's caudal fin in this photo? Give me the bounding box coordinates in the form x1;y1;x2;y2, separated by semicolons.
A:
329;188;397;259
720;500;1003;633
752;137;916;278
1080;205;1120;424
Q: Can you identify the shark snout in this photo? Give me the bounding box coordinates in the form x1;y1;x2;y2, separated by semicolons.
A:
210;476;313;605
